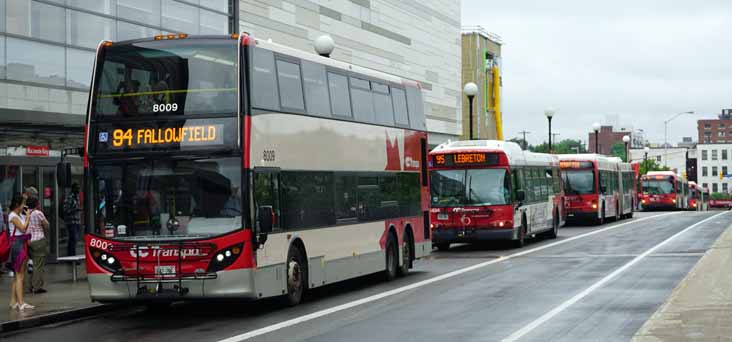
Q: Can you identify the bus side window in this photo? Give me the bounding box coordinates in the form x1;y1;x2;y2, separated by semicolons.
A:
512;169;521;201
254;172;281;232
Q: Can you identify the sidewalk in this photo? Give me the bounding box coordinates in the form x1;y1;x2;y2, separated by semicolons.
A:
0;261;111;332
633;226;732;341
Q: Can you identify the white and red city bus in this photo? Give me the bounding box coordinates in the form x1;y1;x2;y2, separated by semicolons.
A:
79;34;430;304
687;181;708;211
640;171;688;210
428;140;564;250
559;155;634;224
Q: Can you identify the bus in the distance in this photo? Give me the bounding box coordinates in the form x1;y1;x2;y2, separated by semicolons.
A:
428;140;564;250
74;33;431;305
559;155;633;224
688;181;708;211
640;171;688;210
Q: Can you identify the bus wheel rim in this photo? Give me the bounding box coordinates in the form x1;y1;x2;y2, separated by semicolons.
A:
288;259;301;291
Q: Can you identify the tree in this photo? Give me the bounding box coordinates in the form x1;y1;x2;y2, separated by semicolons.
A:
710;192;732;200
639;158;670;175
610;142;627;161
530;139;586;154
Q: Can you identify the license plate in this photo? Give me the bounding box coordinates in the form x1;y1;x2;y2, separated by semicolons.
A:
155;265;176;276
437;213;449;220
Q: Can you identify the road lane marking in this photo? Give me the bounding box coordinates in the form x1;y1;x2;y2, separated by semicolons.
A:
217;212;682;342
501;211;727;342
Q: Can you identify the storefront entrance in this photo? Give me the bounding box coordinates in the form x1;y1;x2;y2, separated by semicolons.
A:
0;151;83;261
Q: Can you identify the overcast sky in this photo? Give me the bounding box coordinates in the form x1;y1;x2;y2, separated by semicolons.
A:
461;0;730;146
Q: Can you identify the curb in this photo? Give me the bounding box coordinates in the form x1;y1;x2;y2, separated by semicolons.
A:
0;304;123;334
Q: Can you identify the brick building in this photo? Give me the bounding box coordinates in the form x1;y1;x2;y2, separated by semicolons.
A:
588;125;633;155
698;109;732;144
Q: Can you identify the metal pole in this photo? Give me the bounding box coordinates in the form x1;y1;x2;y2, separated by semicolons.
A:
625;142;629;162
548;117;553;153
595;132;599;155
468;95;474;140
664;120;668;167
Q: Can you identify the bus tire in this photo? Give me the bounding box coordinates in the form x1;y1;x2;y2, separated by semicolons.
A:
596;204;605;225
399;229;413;276
514;216;527;248
285;245;307;306
384;232;399;281
545;211;559;239
434;243;450;251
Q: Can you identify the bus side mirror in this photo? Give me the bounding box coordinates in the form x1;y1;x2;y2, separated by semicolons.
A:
57;162;71;188
257;206;274;234
516;190;526;202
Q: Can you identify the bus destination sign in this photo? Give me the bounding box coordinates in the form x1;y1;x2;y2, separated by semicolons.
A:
432;153;498;167
94;118;236;153
110;125;223;148
559;161;594;169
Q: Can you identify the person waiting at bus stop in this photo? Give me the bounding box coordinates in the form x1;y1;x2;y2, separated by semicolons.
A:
7;194;34;311
63;184;82;256
26;196;49;294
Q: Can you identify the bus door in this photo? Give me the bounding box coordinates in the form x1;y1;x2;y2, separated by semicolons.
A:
253;168;282;251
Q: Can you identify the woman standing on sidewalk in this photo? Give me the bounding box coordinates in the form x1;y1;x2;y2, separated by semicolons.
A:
26;196;49;294
7;194;34;311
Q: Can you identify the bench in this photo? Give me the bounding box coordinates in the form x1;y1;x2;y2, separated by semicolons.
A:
57;255;85;282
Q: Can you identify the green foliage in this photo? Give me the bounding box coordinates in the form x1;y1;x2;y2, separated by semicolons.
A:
610;142;627;162
530;139;587;154
639;159;670;175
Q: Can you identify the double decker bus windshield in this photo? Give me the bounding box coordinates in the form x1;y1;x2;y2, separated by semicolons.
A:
562;169;595;195
93;158;241;239
430;169;511;207
93;39;237;117
642;180;675;195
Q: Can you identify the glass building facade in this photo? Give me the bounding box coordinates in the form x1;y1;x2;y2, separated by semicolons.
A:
0;0;235;260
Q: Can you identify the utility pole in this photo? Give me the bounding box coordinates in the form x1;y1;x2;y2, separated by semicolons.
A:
519;130;530;150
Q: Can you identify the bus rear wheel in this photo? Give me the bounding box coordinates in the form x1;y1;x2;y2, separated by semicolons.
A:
285;246;307;306
545;213;559;239
384;233;399;281
399;232;413;276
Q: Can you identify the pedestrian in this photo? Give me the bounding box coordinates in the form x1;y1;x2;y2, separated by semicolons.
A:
23;186;39;205
7;194;34;311
26;196;48;294
63;183;81;256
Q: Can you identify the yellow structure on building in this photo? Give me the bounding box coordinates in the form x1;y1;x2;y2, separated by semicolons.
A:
461;26;503;140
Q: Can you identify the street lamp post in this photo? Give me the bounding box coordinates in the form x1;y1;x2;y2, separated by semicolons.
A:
464;82;478;140
623;135;631;162
592;122;601;154
644;146;650;173
545;107;555;153
664;111;694;167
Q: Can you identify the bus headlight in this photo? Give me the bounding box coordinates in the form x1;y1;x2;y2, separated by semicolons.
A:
207;243;243;273
672;199;677;203
91;247;122;273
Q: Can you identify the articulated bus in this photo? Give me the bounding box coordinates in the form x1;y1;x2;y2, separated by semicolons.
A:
559;155;634;224
688;181;708;211
640;171;688;210
80;34;431;304
428;140;564;250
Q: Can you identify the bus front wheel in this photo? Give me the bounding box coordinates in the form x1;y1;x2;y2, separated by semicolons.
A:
514;217;527;248
285;246;307;306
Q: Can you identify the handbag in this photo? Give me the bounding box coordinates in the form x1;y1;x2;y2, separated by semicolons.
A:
0;227;14;263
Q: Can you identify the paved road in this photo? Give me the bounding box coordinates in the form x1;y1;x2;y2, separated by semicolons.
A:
3;211;729;342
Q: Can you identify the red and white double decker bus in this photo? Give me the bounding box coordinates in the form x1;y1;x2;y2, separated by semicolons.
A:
428;140;564;250
640;171;688;210
78;34;431;304
559;155;634;224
